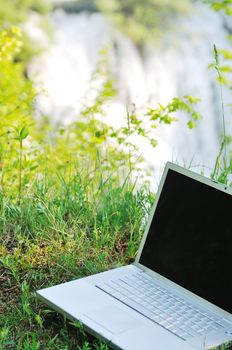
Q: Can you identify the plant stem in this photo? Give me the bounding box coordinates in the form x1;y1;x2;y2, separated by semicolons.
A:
19;139;22;203
126;106;132;172
212;44;227;180
216;65;227;167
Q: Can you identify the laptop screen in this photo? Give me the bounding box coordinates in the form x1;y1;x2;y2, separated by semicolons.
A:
139;168;232;314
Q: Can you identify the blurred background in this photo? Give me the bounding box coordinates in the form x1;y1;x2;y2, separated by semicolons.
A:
1;0;232;187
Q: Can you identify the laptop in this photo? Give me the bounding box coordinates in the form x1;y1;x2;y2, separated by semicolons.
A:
37;162;232;350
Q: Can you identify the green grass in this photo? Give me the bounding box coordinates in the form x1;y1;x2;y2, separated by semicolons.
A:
0;172;154;349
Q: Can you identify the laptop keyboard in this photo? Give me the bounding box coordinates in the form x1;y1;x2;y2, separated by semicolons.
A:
96;272;224;340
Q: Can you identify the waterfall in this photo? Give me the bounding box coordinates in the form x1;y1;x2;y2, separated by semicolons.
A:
27;2;232;184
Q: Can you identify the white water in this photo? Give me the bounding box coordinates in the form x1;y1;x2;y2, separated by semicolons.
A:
28;3;232;184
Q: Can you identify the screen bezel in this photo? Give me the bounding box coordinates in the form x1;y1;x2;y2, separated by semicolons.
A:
134;162;232;320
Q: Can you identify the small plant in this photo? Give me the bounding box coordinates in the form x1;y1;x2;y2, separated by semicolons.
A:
21;281;33;318
19;332;40;350
210;44;231;184
13;125;30;202
0;326;10;349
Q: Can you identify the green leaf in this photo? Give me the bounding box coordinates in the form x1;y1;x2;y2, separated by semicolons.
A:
150;139;158;147
19;126;29;140
187;120;196;129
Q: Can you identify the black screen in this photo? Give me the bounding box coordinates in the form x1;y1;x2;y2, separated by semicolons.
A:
139;169;232;314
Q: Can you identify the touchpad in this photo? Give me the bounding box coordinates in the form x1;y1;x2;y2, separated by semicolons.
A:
84;304;143;334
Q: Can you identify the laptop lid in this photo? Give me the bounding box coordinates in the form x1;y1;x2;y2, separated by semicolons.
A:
136;162;232;315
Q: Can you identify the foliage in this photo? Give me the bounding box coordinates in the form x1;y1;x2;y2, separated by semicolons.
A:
214;47;232;89
0;29;202;200
146;95;202;130
210;45;229;183
206;0;232;103
0;110;153;347
0;0;52;66
205;0;232;15
96;0;191;46
0;0;50;25
0;27;36;200
208;8;232;183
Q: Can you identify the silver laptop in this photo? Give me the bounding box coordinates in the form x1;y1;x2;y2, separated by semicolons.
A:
37;162;232;350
